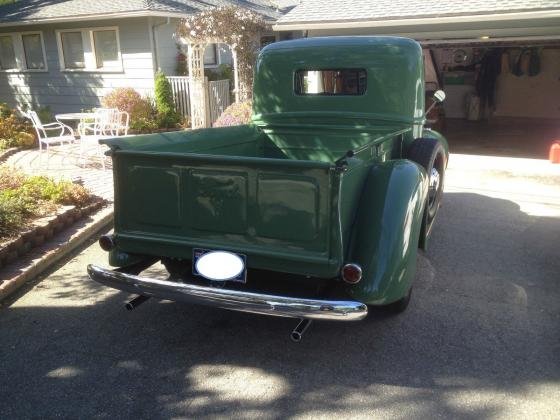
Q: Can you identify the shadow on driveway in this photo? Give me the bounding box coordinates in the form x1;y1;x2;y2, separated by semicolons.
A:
1;193;559;418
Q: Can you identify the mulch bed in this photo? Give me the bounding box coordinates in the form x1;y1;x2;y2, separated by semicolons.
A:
0;200;106;270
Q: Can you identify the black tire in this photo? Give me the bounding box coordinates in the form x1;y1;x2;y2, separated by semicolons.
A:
382;287;412;314
407;138;446;247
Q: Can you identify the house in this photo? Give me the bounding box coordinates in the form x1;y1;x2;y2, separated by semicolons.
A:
0;0;297;114
274;0;560;157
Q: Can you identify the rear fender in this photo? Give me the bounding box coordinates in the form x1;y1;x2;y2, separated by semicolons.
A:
346;160;428;305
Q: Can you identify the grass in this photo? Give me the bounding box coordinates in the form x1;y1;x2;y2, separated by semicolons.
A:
0;167;93;240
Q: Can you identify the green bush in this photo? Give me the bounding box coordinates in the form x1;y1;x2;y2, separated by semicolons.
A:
154;71;180;128
0;167;93;239
0;104;36;150
102;88;158;133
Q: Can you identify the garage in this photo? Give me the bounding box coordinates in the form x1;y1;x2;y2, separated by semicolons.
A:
274;0;560;159
423;38;560;158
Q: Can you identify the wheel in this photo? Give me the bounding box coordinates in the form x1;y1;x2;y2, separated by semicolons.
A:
385;286;412;314
407;138;446;245
371;286;412;315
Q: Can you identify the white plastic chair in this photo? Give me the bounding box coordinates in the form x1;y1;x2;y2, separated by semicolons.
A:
79;108;118;137
25;110;75;166
116;111;130;136
77;109;116;170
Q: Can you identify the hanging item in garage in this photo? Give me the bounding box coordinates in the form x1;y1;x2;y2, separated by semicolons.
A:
500;51;511;74
528;48;541;76
512;48;541;77
475;48;503;114
512;49;529;76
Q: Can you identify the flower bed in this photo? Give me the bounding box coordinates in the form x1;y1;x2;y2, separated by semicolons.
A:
0;167;104;266
0;200;105;269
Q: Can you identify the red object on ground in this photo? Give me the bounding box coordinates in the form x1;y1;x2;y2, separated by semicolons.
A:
550;142;560;163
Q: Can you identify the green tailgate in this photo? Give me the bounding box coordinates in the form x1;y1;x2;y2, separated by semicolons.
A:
112;151;341;278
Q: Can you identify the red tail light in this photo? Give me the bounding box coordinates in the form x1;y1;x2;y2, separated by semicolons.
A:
341;263;362;284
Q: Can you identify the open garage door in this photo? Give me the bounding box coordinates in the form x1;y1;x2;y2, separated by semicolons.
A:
422;37;560;159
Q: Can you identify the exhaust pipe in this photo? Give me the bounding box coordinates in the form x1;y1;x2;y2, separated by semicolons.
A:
290;319;312;342
125;295;149;311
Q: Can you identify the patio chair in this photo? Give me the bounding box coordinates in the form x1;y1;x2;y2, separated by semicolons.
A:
79;108;119;136
77;109;117;170
25;110;75;166
116;111;130;136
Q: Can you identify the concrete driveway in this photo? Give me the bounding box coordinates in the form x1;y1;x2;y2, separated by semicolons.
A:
1;154;559;419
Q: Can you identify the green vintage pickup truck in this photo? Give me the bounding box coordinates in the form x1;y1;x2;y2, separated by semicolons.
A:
88;36;448;341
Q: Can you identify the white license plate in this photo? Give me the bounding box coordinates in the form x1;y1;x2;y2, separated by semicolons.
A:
192;249;247;283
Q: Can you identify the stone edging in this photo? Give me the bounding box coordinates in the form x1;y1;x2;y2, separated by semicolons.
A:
0;200;106;269
0;147;22;163
0;206;113;302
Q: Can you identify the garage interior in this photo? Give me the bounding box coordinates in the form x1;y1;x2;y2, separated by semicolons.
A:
423;38;560;159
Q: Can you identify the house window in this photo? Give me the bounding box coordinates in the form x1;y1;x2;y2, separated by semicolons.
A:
93;30;118;68
203;44;218;66
0;35;17;70
60;31;85;68
22;33;46;69
0;32;47;71
56;27;122;71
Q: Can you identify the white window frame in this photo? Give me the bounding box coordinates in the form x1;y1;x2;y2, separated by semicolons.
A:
0;31;48;73
55;26;123;72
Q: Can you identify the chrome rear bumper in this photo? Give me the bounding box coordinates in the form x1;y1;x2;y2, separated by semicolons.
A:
87;264;368;321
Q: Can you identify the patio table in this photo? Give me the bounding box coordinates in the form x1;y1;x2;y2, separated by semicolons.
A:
55;112;95;123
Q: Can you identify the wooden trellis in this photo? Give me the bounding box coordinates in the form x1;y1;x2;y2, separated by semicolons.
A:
176;6;267;129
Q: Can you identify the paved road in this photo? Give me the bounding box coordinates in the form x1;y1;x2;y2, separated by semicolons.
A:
1;155;559;419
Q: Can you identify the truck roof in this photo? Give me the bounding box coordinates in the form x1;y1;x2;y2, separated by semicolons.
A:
261;36;420;52
253;36;425;126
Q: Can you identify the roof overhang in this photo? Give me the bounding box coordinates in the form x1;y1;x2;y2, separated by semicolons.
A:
0;10;278;28
0;10;187;27
420;35;560;46
273;9;560;31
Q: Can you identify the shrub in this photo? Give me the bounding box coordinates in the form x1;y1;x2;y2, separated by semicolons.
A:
0;195;27;238
154;71;180;128
102;88;157;133
213;101;252;127
0;104;36;150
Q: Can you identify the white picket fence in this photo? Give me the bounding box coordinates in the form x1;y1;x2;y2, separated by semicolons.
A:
166;76;231;126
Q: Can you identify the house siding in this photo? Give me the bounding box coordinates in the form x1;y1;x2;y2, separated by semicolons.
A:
154;18;179;76
0;17;155;114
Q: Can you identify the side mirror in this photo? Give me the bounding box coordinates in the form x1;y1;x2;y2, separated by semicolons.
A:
426;90;446;117
433;90;446;103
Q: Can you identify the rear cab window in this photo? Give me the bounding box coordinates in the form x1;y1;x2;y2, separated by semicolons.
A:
295;69;367;95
